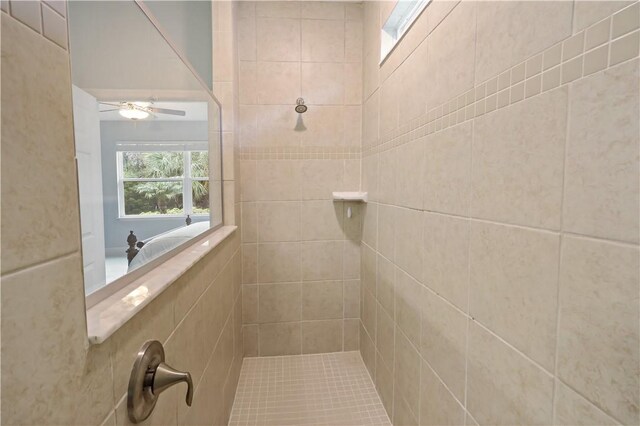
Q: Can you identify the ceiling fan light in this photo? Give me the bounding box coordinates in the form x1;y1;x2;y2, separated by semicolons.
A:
119;107;149;120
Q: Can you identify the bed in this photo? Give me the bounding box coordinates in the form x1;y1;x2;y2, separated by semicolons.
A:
126;220;210;272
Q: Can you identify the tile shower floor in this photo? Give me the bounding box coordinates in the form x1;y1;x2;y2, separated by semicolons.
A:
229;352;391;426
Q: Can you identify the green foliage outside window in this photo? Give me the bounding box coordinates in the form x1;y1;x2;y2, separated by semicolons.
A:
122;151;209;216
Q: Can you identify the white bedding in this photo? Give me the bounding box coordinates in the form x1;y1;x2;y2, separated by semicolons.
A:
128;221;210;271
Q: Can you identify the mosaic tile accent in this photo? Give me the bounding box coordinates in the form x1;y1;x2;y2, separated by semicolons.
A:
239;146;361;160
229;351;390;426
363;3;640;158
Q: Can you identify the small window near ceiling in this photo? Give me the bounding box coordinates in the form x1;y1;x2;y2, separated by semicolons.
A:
381;0;432;62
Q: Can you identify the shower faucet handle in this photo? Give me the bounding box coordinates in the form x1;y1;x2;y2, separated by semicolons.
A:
128;340;193;423
150;362;193;406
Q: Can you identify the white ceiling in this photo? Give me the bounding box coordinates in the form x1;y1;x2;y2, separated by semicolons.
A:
98;101;208;121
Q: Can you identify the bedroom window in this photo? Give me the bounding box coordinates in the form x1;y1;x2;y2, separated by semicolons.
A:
117;150;209;217
381;0;432;62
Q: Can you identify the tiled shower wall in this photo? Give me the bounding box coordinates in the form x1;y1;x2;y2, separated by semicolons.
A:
1;2;243;425
360;1;639;425
237;1;364;356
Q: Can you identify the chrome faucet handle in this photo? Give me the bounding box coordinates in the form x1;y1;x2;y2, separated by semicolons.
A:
151;362;193;406
128;340;193;423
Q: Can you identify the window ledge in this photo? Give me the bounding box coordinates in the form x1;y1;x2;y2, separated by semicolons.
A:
86;225;237;345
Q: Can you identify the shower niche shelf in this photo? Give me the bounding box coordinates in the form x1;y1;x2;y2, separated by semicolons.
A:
332;191;368;202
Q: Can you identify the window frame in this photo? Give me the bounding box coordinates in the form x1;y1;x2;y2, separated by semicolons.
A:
380;0;432;64
116;148;210;219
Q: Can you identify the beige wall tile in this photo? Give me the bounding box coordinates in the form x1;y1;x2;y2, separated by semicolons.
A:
564;59;639;243
299;105;345;147
345;3;363;22
242;284;258;323
363;90;380;147
395;207;423;283
302;319;343;353
240;160;258;201
423;213;469;312
395;138;425;210
427;2;476;106
256;1;300;19
419;362;466;426
302;19;345;62
238;61;257;105
239;105;258;146
557;236;639;424
394;327;421;419
345;63;363;105
362;202;378;250
343;240;361;279
302;280;343;320
420;289;467;401
237;17;257;61
301;159;344;200
361;154;378;203
343;318;359;350
256;105;301;147
423;121;472;216
257;201;301;242
554;381;619;426
472;88;568;230
475;1;572;83
258;282;302;323
469;222;559;370
467;322;554;425
376;254;395;316
243;324;259;357
257;242;301;283
345;20;363;62
395;268;422;349
256;17;300;61
376;302;395;371
379;72;400;135
301;241;344;281
375;352;394;419
573;1;633;31
344;105;363;146
302;62;345;105
241;202;258;243
1;14;80;274
242;243;258;284
344;279;361;318
361;242;377;295
378;149;397;205
1;254;113;425
377;204;396;261
300;200;344;241
256;160;301;201
360;322;376;378
362;286;377;340
396;41;429;126
301;1;344;20
256;61;301;105
259;322;302;356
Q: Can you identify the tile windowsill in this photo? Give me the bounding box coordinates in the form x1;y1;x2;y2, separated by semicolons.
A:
86;225;237;344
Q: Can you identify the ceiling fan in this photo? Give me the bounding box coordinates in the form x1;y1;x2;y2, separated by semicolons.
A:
99;101;186;120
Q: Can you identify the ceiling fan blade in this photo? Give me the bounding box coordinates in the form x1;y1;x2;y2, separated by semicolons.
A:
99;108;121;112
147;107;186;116
99;102;122;107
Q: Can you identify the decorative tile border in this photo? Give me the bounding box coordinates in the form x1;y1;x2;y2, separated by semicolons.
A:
239;145;361;160
363;2;640;158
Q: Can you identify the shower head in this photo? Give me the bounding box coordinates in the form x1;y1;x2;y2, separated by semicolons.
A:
295;98;307;113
